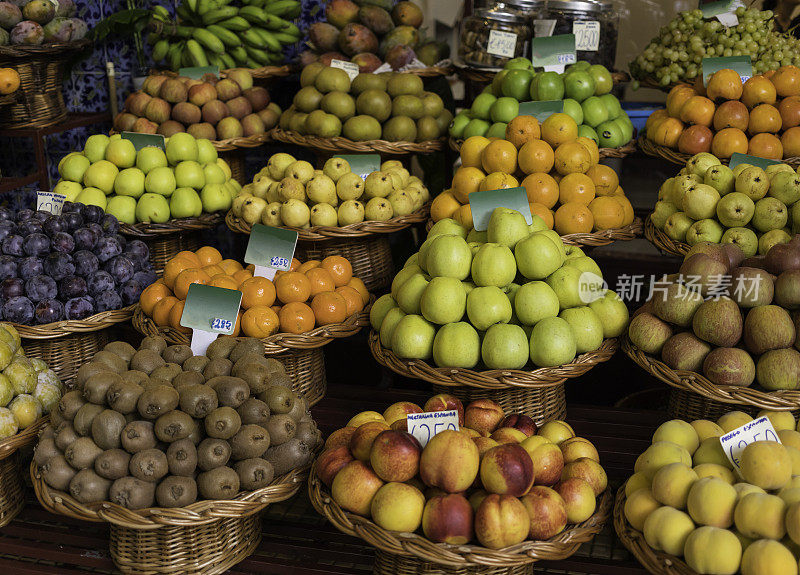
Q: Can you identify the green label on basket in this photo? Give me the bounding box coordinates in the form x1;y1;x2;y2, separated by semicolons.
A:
518;100;564;123
244;224;298;280
700;0;739;26
702;55;752;85
531;34;576;73
36;191;65;215
469;187;532;231
181;284;242;335
333;154;381;180
179;66;219;79
121;132;166;152
719;416;780;469
728;152;781;170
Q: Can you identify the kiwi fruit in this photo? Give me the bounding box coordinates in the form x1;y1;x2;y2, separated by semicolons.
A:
231;353;269;377
106;381;144;414
267;371;293;389
122;370;149;386
34;436;59;467
230;424;271;460
260;386;294;415
75;362;109;389
263;438;312;476
295;421;322;449
203;357;233;379
197;466;240;500
139;335;167;355
179;384;218;418
204;406;241;439
64;436;103;469
197;438;231;470
154;410;194;442
91;350;128;374
264;357;287;376
205;336;238;359
110;476;155;509
55;422;80;451
182;355;209;373
229;338;263;363
173;370;205;392
130;349;166;374
91;409;127;450
149;363;182;382
285;394;307;422
237;398;270;427
69;469;111;503
234;458;274;491
58;390;86;421
82;372;123;405
265;414;296;446
41;454;77;491
39;424;55;441
156;475;198;507
50;409;67;427
187;417;205;445
145;377;173;390
129;448;169;482
137;384;179;419
214;377;249;408
162;344;193;364
166;438;197;476
121;420;157;453
234;363;271;394
104;341;137;363
94;449;131;480
73;403;105;436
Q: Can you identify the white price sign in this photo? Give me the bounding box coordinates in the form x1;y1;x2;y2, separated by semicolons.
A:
719;416;781;470
407;410;460;447
573;21;600;51
487;30;518;59
330;59;360;81
36;191;66;215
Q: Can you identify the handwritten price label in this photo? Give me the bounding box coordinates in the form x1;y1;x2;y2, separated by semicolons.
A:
573;21;600;51
270;256;290;269
210;318;233;332
487;30;517;59
330;59;360;81
36;191;66;215
719;416;781;470
407;410;460;447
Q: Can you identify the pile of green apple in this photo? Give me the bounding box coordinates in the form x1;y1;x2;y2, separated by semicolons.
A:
369;207;629;370
53;133;241;225
449;59;633;149
652;152;800;256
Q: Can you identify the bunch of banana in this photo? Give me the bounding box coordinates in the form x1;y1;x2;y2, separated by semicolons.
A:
148;0;302;71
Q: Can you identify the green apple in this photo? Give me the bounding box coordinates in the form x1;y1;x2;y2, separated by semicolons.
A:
704;164;735;196
426;235;472;280
470;92;497;121
170;187;203;218
135;193;170;223
196;139;218;165
562;98;584;125
83;134;110;163
59;154;90;183
391;314;436;359
589;64;613;95
466;286;512;331
578;124;599;143
682;184;720;220
432;322;480;368
598;94;622;119
565;256;602;278
716;192;754;227
105;195;136;225
515;281;560;325
136;147;168;175
83;160;119;194
664;212;695;242
482;323;529;369
487;207;529;249
501;69;533;100
380;306;406;348
752;197;788;232
114;167;146;198
404;254;419;268
546;265;587;309
564;245;585;260
370;294;397;331
75;187;107;210
52;180;82;202
204;163;227;186
581;96;608;127
396;273;429;315
391;264;422;299
559;306;603;354
490;97;519;124
686;219;724;245
529;214;549;233
721;227;758;258
175;161;206;190
486;122;507;139
651;200;679;230
564;71;595;102
471;243;516;287
463;119;489;139
420;277;466;325
588;289;630;338
200;183;232;212
466;228;487;243
529;317;577;367
104;138;137;169
145;166;177;197
537;230;567;258
450;113;470;138
165;133;199;165
514;233;564;280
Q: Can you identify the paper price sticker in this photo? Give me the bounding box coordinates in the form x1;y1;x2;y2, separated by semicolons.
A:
333;154;381;181
518;100;564;123
244;224;298;281
469;187;532;231
487;30;517;59
700;0;743;27
180;284;243;355
121;132;166;151
728;152;781;170
573;21;600;51
36;191;66;215
719;416;781;470
407;410;460;447
330;59;360;81
179;66;219;79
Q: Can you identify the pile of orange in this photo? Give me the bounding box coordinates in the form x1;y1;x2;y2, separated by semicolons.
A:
649;65;800;159
139;246;369;338
430;113;635;236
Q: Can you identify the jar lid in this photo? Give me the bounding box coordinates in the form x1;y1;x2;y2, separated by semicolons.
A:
544;0;612;13
505;0;544;11
474;6;522;23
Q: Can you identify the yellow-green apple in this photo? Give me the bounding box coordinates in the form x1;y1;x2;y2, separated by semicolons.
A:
473;436;499;457
560;437;600;463
521;486;568;539
317;446;354;487
420;429;480;493
562;458;608;495
331;460;384;516
475;494;530;549
520;435;552;460
538;421;575;444
480;444;535;496
347;410;386;428
555;478;597;523
422;494;474;544
460;427;482;438
490;427;527;444
498;414;537;437
464;399;505;435
530;442;565;486
369;430;422;482
370;482;425;532
382;401;423;427
423;394;465;426
325;426;356;451
349;421;391;461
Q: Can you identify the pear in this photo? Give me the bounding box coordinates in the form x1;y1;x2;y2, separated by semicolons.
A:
241;197;268;225
388;190;415;216
251;177;273;199
487;207;529;249
310;203;338;226
281;199;311;227
284;160;315;184
232;192;252;216
306;174;338;205
322;157;351;182
261;202;282;227
365;197;394;221
266;182;282;204
364;171;394;199
278;177;306;202
338;200;365;225
337;173;365;200
267;153;296;180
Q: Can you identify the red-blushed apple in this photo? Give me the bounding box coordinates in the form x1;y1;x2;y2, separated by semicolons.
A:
531;442;565;486
370;482;425;532
390;419;409;431
464;399;506;435
422;494;474;544
498;414;537;437
325;426;357;451
460;427;482;438
555;477;597;523
491;427;528;444
369;430;422;482
521;486;568;539
425;487;449;500
469;489;489;512
561;458;608;496
419;429;480;493
349;421;391;461
317;446;355;487
520;435;552;460
474;494;531;549
383;401;423;427
331;460;384;516
347;410;386;428
479;443;535;496
538;421;575;444
473;436;500;457
423;394;465;426
560;437;600;463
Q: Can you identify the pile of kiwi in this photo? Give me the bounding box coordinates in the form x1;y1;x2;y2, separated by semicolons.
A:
33;335;322;509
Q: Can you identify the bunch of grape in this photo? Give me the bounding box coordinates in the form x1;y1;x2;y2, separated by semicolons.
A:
631;7;800;87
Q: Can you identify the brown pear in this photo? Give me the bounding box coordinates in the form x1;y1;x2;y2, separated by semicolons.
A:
692;297;743;347
743;304;796;354
661;332;712;372
703;347;756;386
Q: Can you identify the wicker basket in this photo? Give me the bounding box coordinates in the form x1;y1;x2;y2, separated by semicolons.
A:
0;415;49;528
227;64;291;80
448;136;636;159
219;148;247;185
643;215;689;257
637;135;691;166
32;461;309;575
0;40;91;129
271;127;445;155
309;462;612;575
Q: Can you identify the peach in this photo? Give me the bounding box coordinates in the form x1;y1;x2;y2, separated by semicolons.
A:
473;436;499;457
425;487;449;499
420;430;479;493
560;437;600;463
460;427;482;438
382;401;423;427
464;399;505;435
422;494;474;544
490;427;527;444
369;430;421;482
370;482;425;532
349;421;390;461
331;460;384;516
325;426;356;451
317;446;354;487
555;478;597;523
520;435;552;459
424;394;465;426
479;444;535;496
538;421;575;444
562;458;607;496
469;489;489;512
498;414;537;437
474;494;530;549
347;411;386;428
531;442;565;486
521;486;568;540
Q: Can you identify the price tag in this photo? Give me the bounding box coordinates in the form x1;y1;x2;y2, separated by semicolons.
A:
702;56;752;86
518;100;564;123
487;30;518;59
719;416;781;470
330;59;360;81
333;154;380;180
180;284;243;355
244;224;298;281
532;34;576;73
36;191;66;215
700;0;742;27
179;66;219;79
468;187;532;231
728;152;782;171
533;19;556;38
573;21;600;51
121;132;166;152
407;410;460;448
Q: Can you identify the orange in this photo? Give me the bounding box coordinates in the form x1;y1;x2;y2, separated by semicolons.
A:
209;274;239;290
321;256;353;287
505;116;541;148
275;272;312;303
480;140;518;174
770;65;800;97
650;117;684;148
195;246;222;267
586;165;619;197
202;264;225;277
588;197;625;231
453;203;473;229
451;167;486;204
271;304;282;315
706;69;743;101
460;136;491;168
163;257;193;291
241;306;280;337
553;141;592;175
540;113;579;148
478;172;518;192
612;186;625;197
140;283;172;317
521;173;559;208
311;292;348;325
168;300;190;334
233;268;253;285
554;203;594;235
614;195;635;226
297;260;321;273
336;285;365;316
240;276;277;309
175;251;201;267
306;267;336;296
576;137;600;165
558;173;596;205
173;268;210;300
290;258;301;271
347;277;370;305
218;259;243;275
152;296;178;327
518;140;555;174
529;202;554;229
0;68;20;95
646;108;671;129
277;301;315;334
430;191;462;221
748;133;783;160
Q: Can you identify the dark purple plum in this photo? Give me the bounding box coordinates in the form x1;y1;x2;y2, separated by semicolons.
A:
15;209;33;222
17;257;43;281
104;255;134;284
73;250;98;277
61;202;79;213
2;235;24;257
58;276;87;300
51;232;75;254
112;234;126;249
86;223;103;242
0;222;17;243
3;296;34;324
94;236;122;263
62;212;84;232
0;256;17;281
133;270;157;288
94;290;122;312
64;296;95;320
0;207;14;221
73;228;96;251
43;253;75;281
80;205;104;223
1;278;24;301
42;215;65;237
25;275;57;303
120;280;144;306
101;214;119;235
17;221;43;236
22;233;50;257
125;240;149;262
33;210;50;222
87;271;115;296
35;299;64;324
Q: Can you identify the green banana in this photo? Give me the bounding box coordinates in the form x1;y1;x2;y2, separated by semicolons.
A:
263;0;299;17
192;28;226;54
201;6;238;25
152;5;170;19
186;39;210;66
176;3;198;24
242;28;267;49
239;6;269;25
175;25;196;39
186;0;198;13
219;52;236;69
169;41;186;70
229;46;249;65
207;24;241;48
152;38;170;62
208;53;225;69
251;28;282;52
217;16;250;31
245;45;271;65
196;0;212;15
272;31;300;44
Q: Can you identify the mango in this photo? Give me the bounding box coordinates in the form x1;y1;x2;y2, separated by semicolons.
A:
740;441;791;491
634;441;692;480
691;419;725;441
625;472;651;497
686;477;737;528
693;463;736;484
740;539;797;575
757;410;796;432
624;488;661;531
653;420;700;455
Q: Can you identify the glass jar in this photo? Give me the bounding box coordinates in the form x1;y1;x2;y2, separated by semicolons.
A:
459;5;532;69
533;0;618;68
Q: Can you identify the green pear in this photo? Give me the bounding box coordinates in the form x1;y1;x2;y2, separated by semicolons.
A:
529;317;577;367
203;163;227;185
83;134;110;163
282;198;311;227
261;202;283;227
83;160;119;194
396;273;429;315
391;314;436;359
170;188;203;218
175;161;206;190
482;323;529;369
429;218;468;239
515;281;560;325
52;180;82;202
380;306;406;348
310;203;338;226
135;193;170;223
559;306;604;354
433;322;480;368
59;154;90;183
337;199;364;225
104;139;137;169
200;183;232;213
145;166;177;197
487;207;529;249
135;147;168;175
370;293;397;331
196;139;218;165
420;276;466;325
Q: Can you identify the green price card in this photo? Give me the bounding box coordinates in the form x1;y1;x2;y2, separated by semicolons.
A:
518;100;564;123
121;132;166;151
700;0;739;26
334;154;381;180
532;34;576;73
702;55;752;85
728;152;782;170
179;66;219;79
244;224;299;280
181;283;243;355
469;187;532;231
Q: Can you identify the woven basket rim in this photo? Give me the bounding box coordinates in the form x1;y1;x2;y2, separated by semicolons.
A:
369;330;618;389
227;64;291;79
118;213;222;238
0;38;91;58
643;215;689;257
0;415;48;461
637;134;691;166
452;60;629;83
271;127;445;154
109;129;270;152
12;304;135;339
309;462;611;567
622;334;800;410
448;136;636;158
